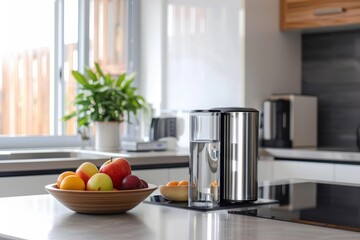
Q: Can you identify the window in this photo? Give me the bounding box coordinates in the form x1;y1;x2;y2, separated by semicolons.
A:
0;0;55;136
0;0;128;143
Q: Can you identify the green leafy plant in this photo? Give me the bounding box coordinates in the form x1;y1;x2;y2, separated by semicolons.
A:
62;63;147;127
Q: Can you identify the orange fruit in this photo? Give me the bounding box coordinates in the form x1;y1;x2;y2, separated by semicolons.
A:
166;181;179;186
57;171;76;188
212;180;217;187
178;180;189;186
60;175;86;190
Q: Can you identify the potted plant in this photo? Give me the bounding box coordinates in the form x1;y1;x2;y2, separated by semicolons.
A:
62;63;147;151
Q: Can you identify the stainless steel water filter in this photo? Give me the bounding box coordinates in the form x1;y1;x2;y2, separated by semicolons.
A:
218;108;258;202
189;111;221;207
189;108;259;206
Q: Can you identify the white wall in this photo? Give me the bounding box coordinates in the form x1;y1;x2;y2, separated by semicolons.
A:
164;0;246;110
140;0;301;112
244;0;301;110
139;0;165;112
139;0;301;146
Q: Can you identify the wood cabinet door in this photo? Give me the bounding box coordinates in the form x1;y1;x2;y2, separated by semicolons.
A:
281;0;360;30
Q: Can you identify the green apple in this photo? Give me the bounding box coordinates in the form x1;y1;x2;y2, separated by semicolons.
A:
86;173;113;191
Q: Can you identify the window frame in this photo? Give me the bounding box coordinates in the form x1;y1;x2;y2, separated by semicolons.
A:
0;0;139;149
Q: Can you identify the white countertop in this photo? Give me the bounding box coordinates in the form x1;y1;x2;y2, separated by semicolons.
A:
0;148;189;174
261;147;360;162
1;147;360;176
0;194;359;240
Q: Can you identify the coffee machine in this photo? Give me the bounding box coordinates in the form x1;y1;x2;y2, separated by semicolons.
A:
189;107;259;207
261;94;317;148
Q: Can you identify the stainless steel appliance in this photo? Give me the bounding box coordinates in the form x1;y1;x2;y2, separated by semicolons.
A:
261;99;292;148
357;124;360;150
149;117;177;140
261;94;317;148
189;107;259;206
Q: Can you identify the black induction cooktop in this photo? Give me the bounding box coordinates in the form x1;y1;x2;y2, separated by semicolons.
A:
229;180;360;232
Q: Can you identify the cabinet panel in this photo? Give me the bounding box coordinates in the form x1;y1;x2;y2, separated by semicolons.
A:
168;167;189;181
281;0;360;30
0;175;58;197
133;168;189;186
132;169;169;186
258;160;273;182
334;164;360;184
273;160;334;181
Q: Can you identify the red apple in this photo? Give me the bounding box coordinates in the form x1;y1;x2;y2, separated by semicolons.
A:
140;179;148;188
99;158;131;189
76;162;98;184
120;175;142;190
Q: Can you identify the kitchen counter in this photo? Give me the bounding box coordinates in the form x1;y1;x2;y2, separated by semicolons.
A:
2;146;360;177
0;193;359;240
0;148;189;177
261;147;360;163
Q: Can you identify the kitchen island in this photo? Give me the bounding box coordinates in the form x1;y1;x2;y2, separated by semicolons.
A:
0;193;359;240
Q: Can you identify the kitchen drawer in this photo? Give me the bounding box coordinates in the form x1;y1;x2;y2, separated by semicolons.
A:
272;160;334;182
0;174;58;197
334;164;360;184
281;0;360;30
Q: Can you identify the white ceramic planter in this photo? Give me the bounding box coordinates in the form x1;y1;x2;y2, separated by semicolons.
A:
95;122;120;151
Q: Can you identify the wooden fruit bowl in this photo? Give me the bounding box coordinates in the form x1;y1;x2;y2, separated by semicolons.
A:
159;185;188;202
45;183;157;214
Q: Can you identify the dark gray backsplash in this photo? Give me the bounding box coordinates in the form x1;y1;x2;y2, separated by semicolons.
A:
302;30;360;148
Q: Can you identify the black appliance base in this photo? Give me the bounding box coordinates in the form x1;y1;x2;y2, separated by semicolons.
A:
261;139;292;148
144;195;278;212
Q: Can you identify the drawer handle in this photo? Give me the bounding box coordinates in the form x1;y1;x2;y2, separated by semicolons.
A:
313;8;345;16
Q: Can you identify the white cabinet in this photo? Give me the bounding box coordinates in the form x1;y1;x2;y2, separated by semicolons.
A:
272;160;334;182
133;167;189;186
334;164;360;184
0;167;189;198
260;159;360;185
168;168;189;181
0;174;58;198
258;157;273;182
132;169;169;186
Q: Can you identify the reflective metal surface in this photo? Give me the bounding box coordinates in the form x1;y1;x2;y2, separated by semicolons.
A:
190;111;221;142
231;180;360;232
222;110;258;202
0;151;76;160
189;111;221;207
0;150;106;161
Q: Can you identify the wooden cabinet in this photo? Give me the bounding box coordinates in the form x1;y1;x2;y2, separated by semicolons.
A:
281;0;360;30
